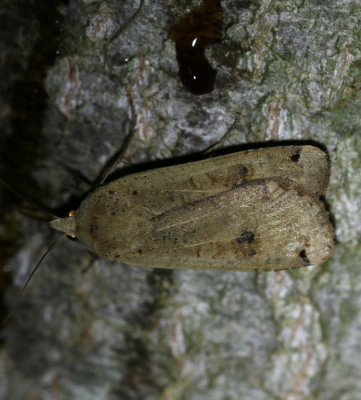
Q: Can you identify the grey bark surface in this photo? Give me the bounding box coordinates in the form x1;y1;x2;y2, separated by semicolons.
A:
1;0;361;399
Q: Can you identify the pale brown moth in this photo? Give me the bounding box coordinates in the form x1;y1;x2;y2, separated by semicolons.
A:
50;145;334;271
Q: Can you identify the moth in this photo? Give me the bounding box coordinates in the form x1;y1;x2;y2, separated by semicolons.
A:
51;145;334;271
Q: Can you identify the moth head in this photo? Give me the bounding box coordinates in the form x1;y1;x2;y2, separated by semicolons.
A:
50;210;77;238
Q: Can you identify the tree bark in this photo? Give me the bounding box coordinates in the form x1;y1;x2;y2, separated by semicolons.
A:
1;0;361;399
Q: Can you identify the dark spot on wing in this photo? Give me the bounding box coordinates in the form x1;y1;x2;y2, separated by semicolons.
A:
239;165;248;177
233;165;249;186
236;231;255;243
89;222;98;235
299;249;310;264
290;148;301;162
235;231;256;258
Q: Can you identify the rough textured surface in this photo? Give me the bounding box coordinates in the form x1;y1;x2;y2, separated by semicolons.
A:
1;0;361;399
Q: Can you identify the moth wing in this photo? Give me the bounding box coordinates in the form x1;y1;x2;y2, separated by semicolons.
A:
118;179;334;271
105;146;329;217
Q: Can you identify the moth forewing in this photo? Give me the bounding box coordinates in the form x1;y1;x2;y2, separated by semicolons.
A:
75;179;334;271
98;145;328;218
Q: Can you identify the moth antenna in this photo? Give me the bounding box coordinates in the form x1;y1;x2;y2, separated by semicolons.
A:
0;177;59;219
1;233;67;326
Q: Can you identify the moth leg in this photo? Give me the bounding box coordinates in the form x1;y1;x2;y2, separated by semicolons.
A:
203;115;239;155
80;254;98;274
95;94;138;187
107;0;144;45
103;0;144;73
96;126;135;186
